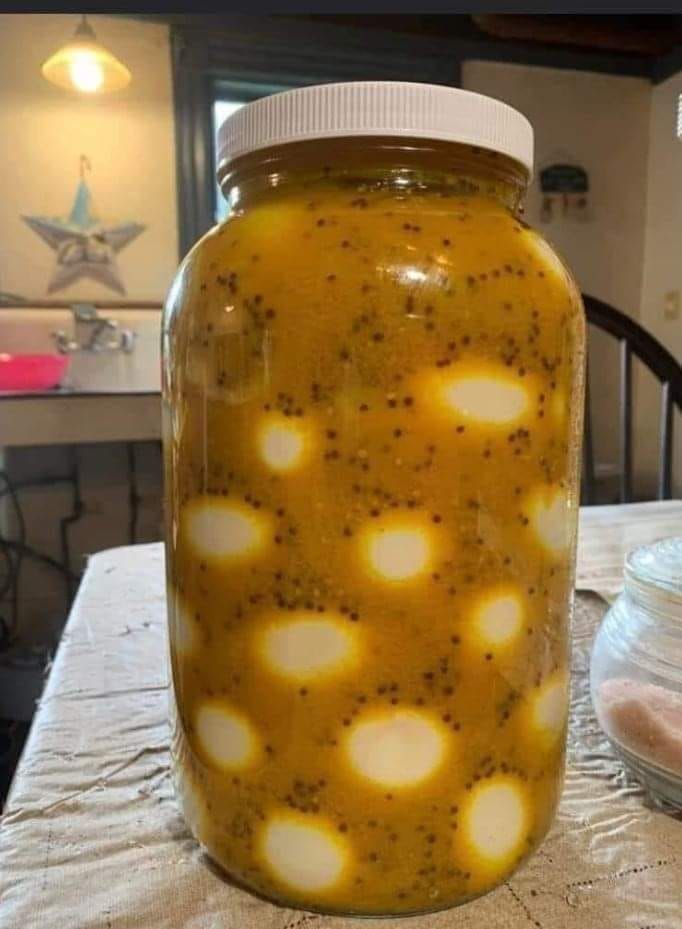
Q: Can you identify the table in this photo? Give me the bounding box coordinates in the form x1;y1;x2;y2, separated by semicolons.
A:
1;503;681;929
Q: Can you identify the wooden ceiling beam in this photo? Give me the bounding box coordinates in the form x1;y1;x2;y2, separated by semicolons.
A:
473;14;681;57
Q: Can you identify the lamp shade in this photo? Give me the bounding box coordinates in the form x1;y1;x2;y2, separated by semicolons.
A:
41;18;131;94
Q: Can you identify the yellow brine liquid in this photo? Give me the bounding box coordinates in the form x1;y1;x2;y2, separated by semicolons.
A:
163;139;584;916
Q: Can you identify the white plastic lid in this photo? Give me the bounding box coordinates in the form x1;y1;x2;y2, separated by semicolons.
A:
217;81;533;177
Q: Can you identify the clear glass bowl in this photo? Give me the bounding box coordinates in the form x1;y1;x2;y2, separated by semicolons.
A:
590;536;682;808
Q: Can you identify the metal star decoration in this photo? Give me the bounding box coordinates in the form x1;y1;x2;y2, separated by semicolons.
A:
22;156;145;295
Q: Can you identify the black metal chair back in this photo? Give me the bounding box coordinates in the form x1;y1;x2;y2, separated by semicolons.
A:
582;294;681;504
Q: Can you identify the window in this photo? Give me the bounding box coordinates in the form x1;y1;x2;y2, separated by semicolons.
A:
213;99;245;129
212;82;292;222
213;99;244;222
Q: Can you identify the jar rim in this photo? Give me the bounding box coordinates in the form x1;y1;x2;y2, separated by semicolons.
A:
216;81;533;179
624;536;682;613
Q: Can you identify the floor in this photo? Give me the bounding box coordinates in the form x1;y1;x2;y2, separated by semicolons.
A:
0;718;28;806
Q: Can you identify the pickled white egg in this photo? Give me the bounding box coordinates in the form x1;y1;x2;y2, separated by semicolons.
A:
261;812;349;893
172;598;197;655
361;520;432;583
527;487;570;554
532;673;569;742
474;589;524;648
195;701;259;770
345;710;447;788
442;374;529;425
183;498;270;561
259;614;358;682
462;778;529;867
257;415;309;472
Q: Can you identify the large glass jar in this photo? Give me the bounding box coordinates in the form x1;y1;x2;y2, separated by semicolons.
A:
163;83;585;916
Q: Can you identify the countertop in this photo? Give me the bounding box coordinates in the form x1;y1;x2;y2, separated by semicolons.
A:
0;389;161;446
0;387;160;399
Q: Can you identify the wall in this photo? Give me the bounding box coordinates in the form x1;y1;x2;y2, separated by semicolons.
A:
640;69;682;495
463;60;655;486
0;14;177;302
0;15;173;650
641;70;682;360
462;60;651;314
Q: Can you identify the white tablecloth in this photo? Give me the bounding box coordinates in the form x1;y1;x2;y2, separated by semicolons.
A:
577;500;682;600
1;503;681;929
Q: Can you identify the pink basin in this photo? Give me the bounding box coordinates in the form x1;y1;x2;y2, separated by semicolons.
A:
0;353;70;392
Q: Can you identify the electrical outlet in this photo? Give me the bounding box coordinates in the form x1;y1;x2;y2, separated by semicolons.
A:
664;290;680;320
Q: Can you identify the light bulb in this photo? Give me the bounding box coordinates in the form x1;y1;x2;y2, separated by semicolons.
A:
42;16;131;94
69;52;104;93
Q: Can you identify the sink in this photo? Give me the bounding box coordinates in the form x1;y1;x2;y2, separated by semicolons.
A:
0;307;161;393
0;307;162;445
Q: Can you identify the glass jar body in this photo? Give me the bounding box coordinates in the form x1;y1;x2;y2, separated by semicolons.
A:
163;138;585;916
590;548;682;808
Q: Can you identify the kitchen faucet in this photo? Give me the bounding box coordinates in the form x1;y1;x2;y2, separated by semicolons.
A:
53;304;136;354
